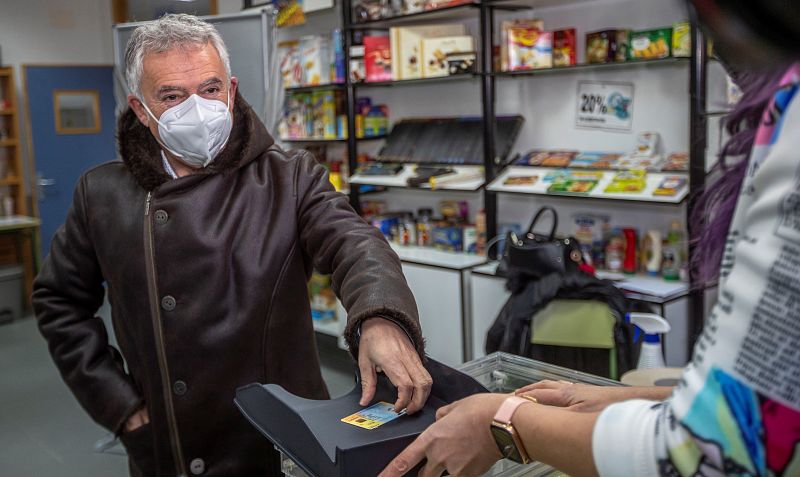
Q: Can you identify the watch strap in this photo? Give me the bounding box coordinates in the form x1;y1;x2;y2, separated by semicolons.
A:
494;396;533;425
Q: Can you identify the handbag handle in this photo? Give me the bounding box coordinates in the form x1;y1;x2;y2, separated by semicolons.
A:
526;206;558;240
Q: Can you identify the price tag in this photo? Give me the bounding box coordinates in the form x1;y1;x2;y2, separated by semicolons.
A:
576;81;634;131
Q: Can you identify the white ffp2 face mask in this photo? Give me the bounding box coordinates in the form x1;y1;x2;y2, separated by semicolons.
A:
140;93;233;168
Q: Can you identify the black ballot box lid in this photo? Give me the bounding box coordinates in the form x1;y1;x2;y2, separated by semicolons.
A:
235;358;488;477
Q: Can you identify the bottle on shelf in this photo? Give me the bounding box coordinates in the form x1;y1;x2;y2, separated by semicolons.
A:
416;208;433;247
329;161;343;192
662;220;684;281
642;229;663;276
622;228;638;274
605;228;625;273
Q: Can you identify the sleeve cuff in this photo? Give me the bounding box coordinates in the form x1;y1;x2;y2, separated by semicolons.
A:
592;399;662;477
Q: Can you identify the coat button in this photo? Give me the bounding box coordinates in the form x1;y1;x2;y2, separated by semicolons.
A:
154;209;169;224
189;458;205;475
173;380;187;396
161;295;176;311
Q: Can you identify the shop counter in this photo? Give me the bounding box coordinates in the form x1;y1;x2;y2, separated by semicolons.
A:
278;352;620;477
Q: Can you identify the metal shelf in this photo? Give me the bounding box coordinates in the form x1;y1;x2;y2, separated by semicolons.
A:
494;57;689;78
355;73;481;88
285;83;345;94
347;2;480;29
279;135;387;144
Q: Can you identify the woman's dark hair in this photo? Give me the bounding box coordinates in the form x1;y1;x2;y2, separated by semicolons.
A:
690;68;789;285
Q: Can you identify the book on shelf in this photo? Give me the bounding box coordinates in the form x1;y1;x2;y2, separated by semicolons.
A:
390;24;467;81
421;36;474;78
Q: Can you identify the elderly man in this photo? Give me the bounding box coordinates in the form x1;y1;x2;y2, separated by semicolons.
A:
32;13;430;477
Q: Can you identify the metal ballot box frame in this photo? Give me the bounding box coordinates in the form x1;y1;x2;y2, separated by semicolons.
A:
279;352;621;477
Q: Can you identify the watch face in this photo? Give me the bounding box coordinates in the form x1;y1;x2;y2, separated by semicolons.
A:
490;425;524;463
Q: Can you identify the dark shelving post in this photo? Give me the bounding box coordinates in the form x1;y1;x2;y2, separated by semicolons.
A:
480;3;498;256
342;0;362;213
687;9;708;357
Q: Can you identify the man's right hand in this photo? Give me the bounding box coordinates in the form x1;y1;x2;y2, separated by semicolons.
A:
123;407;150;433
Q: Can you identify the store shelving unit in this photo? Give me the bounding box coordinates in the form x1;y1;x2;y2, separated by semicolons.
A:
0;66;40;307
332;0;714;355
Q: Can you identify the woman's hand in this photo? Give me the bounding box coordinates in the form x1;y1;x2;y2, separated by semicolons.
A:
516;381;673;412
378;393;507;477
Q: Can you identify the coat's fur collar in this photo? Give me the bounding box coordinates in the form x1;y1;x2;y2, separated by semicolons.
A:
117;92;274;191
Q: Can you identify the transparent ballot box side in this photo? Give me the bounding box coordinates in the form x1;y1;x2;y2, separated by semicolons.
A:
278;352;621;477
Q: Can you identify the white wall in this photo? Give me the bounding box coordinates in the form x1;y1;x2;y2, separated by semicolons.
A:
0;0;114;203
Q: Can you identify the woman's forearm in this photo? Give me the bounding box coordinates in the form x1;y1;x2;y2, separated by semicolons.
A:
615;386;673;402
513;403;601;477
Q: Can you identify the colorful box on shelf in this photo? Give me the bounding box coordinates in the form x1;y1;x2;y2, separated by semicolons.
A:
390;24;467;81
421;35;474;77
364;35;392;82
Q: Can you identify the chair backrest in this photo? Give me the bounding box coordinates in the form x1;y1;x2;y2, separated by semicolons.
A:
531;299;619;379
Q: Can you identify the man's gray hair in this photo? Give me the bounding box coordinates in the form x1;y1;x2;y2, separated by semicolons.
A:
124;13;231;98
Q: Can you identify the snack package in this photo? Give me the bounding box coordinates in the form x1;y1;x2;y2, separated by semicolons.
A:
653;176;687;196
501;19;544;71
553;28;577;66
279;41;303;88
364;35;393;82
308;273;337;321
503;175;538;186
519;149;578;167
634;131;661;157
311;90;337;139
662;152;689;171
548;179;598;194
629;27;672;60
586;29;620;64
570;152;622;169
349;45;366;83
672;22;691;57
604;170;647;193
447;51;477;75
615;155;664;171
421;35;475;77
615;29;631;61
300;35;332;85
432;225;463;252
508;29;553;70
332;29;347;84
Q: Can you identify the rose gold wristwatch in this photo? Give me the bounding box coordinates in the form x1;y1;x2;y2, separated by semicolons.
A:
490;395;536;464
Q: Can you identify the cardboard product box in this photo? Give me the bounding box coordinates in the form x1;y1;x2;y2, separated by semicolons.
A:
507;28;553;71
311;90;337;139
672;22;691;57
586;29;622;64
390;24;466;80
421;35;474;77
300;35;332;86
332;29;347;84
279;41;303;88
553;28;576;66
500;19;544;71
615;29;630;62
364;35;393;82
349;45;366;83
235;358;488;477
284;93;308;139
629;27;672;60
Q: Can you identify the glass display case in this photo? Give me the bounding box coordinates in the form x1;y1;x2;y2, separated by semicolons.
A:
280;352;621;477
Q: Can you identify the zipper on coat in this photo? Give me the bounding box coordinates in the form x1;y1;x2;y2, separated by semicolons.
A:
143;191;188;477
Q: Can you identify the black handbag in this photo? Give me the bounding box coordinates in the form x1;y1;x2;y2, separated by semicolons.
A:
499;206;583;279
